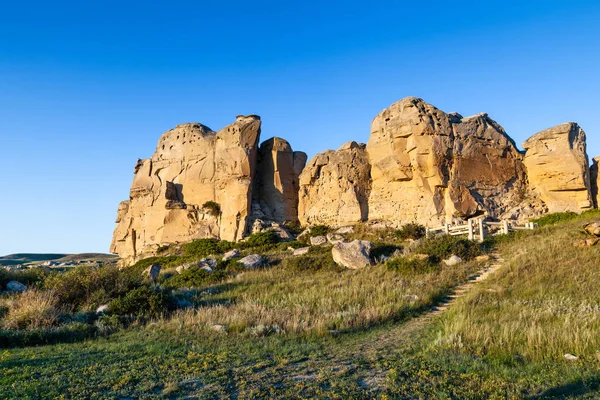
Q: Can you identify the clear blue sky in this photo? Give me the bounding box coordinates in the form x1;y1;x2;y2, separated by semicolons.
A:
1;0;599;254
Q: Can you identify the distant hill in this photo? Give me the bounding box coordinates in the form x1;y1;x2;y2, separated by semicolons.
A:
0;253;117;266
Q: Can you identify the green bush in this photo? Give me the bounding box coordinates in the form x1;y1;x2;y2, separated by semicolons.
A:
371;243;403;260
0;268;49;288
202;201;221;217
282;252;341;272
386;256;439;275
167;259;245;289
183;238;235;259
532;211;578;227
309;225;330;237
107;285;176;319
415;235;481;262
395;223;426;240
129;255;183;272
44;265;142;312
243;230;280;248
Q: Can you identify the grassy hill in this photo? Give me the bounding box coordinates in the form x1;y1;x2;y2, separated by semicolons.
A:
0;253;117;266
1;214;600;398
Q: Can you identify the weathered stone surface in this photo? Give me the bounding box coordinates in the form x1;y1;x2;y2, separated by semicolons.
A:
584;219;600;236
6;281;27;293
573;238;599;248
523;123;592;213
332;240;372;269
442;254;463;266
310;236;327;246
326;233;344;244
298;141;371;226
111;116;261;265
237;254;264;269
143;264;161;281
590;156;600;208
367;97;529;226
293;247;310;256
254;137;306;222
222;249;240;262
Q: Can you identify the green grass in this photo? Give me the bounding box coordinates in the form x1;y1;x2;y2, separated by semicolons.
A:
3;212;600;397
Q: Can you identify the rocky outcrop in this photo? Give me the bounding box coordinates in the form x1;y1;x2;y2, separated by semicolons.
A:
111;116;261;265
298;141;371;226
523;123;592;213
367;97;529;226
254;137;307;222
590;156;600;208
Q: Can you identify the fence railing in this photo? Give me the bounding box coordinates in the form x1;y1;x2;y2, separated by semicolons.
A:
425;217;537;242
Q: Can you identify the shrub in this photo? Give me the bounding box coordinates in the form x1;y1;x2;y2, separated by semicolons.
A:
243;230;280;248
0;267;49;288
202;201;221;217
282;252;341;272
108;285;176;319
167;260;245;289
395;223;427;240
386;256;439;275
371;243;403;260
129;255;183;272
45;265;142;312
309;225;330;237
183;239;235;259
1;289;64;330
532;211;578;227
415;235;481;262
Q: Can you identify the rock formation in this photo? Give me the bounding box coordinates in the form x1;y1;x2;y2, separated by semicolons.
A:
523;123;592;213
367;97;529;227
254;137;307;223
298;141;371;226
111;116;261;264
111;96;596;264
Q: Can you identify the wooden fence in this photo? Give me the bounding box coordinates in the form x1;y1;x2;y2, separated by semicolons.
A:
425;217;537;242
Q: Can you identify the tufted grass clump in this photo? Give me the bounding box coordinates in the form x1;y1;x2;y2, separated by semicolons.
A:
1;289;64;330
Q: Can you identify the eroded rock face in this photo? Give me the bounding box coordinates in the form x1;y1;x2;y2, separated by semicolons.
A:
111;116;261;265
298;141;371;226
523;123;592;213
590;156;600;208
367;97;529;226
254;137;306;222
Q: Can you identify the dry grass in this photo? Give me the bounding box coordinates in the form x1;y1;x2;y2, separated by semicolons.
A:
1;289;64;330
437;211;600;361
158;255;483;336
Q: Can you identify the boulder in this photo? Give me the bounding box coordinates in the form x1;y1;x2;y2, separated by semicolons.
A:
298;141;371;226
254;137;307;222
222;249;240;261
96;304;109;314
584;219;600;237
332;240;373;269
143;264;161;281
326;233;344;244
564;353;578;361
6;281;27;293
237;254;264;269
442;255;463;266
591;156;600;208
335;226;355;234
573;237;599;248
310;236;328;246
523;123;593;213
293;247;310;256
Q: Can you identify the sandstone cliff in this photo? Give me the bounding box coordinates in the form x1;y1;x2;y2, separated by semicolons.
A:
111;116;262;264
367;97;529;227
523;123;592;213
298;141;371;226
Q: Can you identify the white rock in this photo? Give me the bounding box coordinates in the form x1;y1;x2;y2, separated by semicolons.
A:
293;247;310;256
6;281;27;293
564;353;578;361
96;304;109;314
326;233;344;244
336;226;355;234
237;254;264;269
310;236;328;246
332;240;372;270
222;249;240;261
443;255;463;266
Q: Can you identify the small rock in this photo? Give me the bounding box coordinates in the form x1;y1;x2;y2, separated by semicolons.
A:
237;254;264;269
573;238;599;248
310;236;328;246
211;324;227;333
475;255;491;262
326;233;344;244
564;353;578;361
336;226;354;234
332;240;372;269
411;253;430;260
96;304;109;314
143;264;161;281
271;224;293;241
584;219;600;236
222;249;240;261
293;247;310;256
252;219;265;234
199;258;217;271
6;281;27;293
443;255;463;266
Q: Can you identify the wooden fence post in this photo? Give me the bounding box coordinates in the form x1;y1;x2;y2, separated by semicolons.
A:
468;219;474;241
445;224;450;235
478;219;485;242
502;220;509;235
